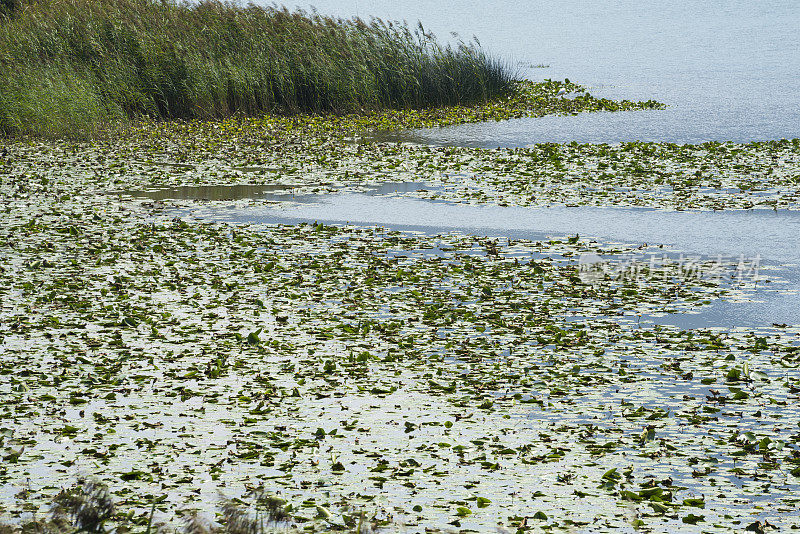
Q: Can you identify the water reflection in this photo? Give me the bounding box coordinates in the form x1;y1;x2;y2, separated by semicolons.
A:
122;181;434;201
122;184;294;201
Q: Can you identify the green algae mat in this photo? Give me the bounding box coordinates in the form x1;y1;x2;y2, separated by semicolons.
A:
1;80;800;533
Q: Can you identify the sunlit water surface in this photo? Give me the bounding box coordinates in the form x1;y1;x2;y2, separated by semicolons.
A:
277;0;800;146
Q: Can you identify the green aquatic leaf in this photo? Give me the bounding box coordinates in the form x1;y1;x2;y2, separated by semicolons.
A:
247;328;262;345
682;514;704;525
120;470;150;482
648;502;669;514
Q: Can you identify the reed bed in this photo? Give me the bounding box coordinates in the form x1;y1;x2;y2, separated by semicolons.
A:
0;0;513;137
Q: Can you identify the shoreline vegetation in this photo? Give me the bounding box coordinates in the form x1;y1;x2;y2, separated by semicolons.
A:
0;478;314;534
0;0;663;138
125;78;665;141
0;0;512;137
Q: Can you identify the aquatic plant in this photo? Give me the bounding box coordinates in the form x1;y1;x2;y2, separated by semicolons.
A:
1;166;797;530
50;479;115;534
0;479;113;534
0;0;513;136
0;480;302;534
218;489;293;534
0;0;27;19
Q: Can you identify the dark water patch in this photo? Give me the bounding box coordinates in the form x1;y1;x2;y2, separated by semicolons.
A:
121;184;295;201
120;181;436;202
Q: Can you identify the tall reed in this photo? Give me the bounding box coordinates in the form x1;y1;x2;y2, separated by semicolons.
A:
0;0;513;136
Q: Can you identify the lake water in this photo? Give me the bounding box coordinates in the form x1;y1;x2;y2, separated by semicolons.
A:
280;0;800;146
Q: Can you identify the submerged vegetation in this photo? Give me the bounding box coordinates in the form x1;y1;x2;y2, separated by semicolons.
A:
0;0;516;136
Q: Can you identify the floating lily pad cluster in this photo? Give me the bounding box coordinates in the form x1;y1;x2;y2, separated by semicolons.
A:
1;193;798;531
117;79;663;140
4;97;791;213
1;87;799;533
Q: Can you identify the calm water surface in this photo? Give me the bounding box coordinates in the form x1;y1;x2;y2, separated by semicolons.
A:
280;0;800;146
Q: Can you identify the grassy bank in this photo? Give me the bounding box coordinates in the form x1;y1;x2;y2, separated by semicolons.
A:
0;0;513;137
